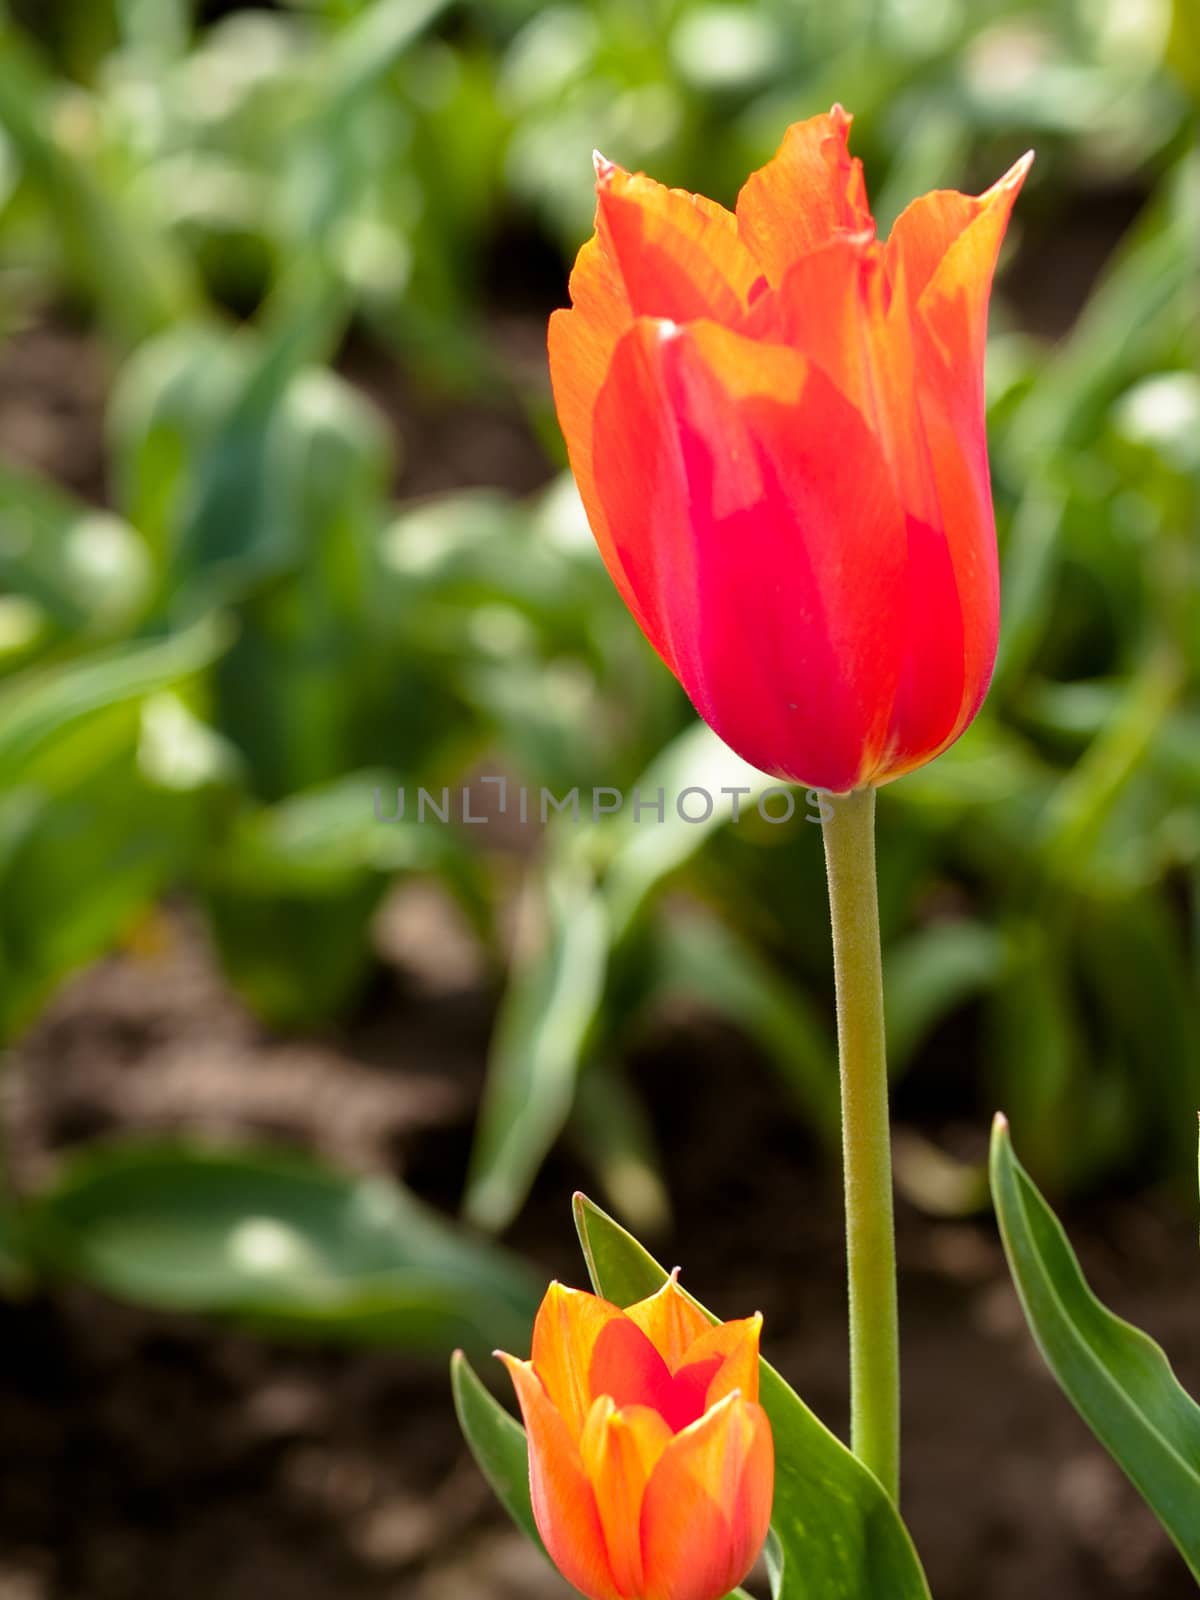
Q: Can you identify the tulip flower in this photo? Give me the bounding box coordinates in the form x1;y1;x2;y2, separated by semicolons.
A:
549;106;1031;792
497;1276;773;1600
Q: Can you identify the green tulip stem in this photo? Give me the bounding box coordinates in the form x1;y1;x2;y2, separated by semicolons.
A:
821;785;900;1503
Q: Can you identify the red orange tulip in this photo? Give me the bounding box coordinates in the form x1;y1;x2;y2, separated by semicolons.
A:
549;107;1031;791
497;1276;773;1600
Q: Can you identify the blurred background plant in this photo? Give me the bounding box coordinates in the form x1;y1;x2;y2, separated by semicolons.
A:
0;0;1195;1376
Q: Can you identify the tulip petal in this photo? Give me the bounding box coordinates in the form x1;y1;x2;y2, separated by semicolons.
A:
497;1354;621;1600
592;316;909;791
623;1275;712;1371
640;1393;774;1600
741;231;881;413
678;1314;762;1410
594;160;764;326
532;1281;629;1440
741;233;939;521
588;1314;679;1421
736;106;874;285
868;510;969;783
580;1398;674;1595
548;158;771;667
886;151;1033;378
871;154;1030;778
746;271;970;782
549;246;662;655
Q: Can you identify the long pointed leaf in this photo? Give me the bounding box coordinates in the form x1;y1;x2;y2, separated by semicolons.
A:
465;860;609;1231
450;1350;544;1553
990;1115;1200;1578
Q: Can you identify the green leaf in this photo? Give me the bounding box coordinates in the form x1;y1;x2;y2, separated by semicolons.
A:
465;856;609;1232
0;742;220;1038
324;0;455;114
883;920;1004;1077
205;774;488;1028
986;921;1080;1186
0;618;227;789
0;1195;32;1295
572;1195;932;1600
450;1349;544;1554
990;1115;1200;1579
1039;650;1184;886
0;29;196;341
600;721;774;942
27;1140;538;1362
0;464;152;639
209;771;456;896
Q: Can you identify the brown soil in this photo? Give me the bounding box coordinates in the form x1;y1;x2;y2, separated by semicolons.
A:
1;903;1197;1600
0;318;111;502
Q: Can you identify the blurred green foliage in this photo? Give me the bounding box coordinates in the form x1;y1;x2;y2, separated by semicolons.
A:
0;0;1195;1344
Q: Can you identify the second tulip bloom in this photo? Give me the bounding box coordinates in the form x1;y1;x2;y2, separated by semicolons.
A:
498;1276;773;1600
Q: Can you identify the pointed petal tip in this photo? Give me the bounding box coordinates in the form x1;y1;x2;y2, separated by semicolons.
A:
993;148;1035;196
593;149;617;183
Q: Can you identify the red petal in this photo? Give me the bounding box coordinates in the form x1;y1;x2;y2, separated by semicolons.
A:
588;1315;679;1422
870;153;1030;778
591;317;909;791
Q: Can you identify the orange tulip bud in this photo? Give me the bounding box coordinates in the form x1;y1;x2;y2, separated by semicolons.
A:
549;107;1032;792
497;1277;773;1600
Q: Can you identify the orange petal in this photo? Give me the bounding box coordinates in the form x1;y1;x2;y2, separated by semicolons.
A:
742;230;880;412
594;160;764;326
497;1354;621;1600
741;232;934;524
549;241;661;655
548;156;765;666
736;105;874;285
531;1282;629;1441
908;153;1030;454
580;1397;674;1595
678;1313;763;1410
623;1275;712;1371
886;150;1032;381
640;1393;774;1600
